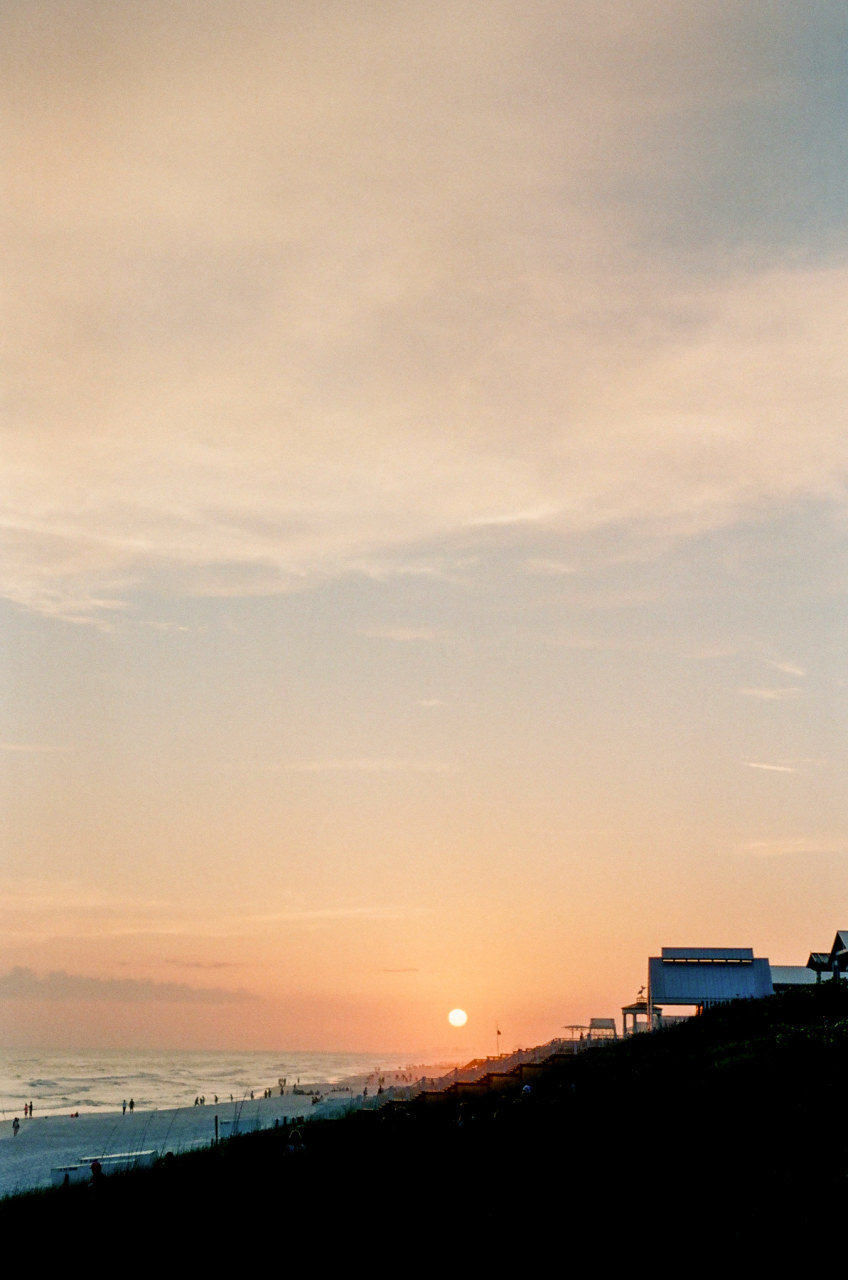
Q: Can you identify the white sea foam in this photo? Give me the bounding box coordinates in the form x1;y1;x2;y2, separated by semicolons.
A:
0;1047;455;1200
0;1048;423;1119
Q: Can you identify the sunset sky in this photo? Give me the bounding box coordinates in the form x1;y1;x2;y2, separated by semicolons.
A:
2;0;847;1054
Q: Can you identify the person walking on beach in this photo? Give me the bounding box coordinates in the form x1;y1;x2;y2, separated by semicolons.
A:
129;1098;134;1112
12;1117;19;1137
122;1099;127;1115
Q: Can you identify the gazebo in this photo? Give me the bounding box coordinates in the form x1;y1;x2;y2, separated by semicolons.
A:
621;996;660;1036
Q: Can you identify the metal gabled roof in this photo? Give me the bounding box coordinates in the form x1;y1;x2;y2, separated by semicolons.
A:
770;965;818;987
661;947;755;962
649;956;773;1005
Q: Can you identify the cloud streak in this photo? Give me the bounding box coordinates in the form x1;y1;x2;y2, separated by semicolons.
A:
354;627;453;644
0;879;409;941
737;688;802;701
0;967;246;1003
739;837;848;858
764;659;806;677
284;759;456;775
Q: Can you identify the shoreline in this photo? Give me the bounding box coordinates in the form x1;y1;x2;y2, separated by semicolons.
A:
0;1050;459;1122
0;1061;458;1200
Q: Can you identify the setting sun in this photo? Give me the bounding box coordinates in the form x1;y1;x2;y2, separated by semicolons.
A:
448;1008;468;1027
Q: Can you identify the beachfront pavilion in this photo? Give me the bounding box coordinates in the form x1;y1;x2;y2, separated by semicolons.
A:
647;947;774;1023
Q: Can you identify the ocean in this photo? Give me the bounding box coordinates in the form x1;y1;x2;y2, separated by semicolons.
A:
0;1048;425;1119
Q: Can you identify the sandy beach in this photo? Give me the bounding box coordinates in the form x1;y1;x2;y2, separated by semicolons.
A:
0;1060;459;1200
0;1082;369;1199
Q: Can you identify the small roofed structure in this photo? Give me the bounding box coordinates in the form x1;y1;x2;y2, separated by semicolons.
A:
562;1025;589;1042
586;1017;617;1042
648;946;773;1019
806;931;848;982
770;965;819;992
807;952;831;980
621;996;660;1036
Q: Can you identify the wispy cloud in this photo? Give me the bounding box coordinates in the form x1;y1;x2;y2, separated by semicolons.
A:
354;626;453;644
739;837;848;858
284;759;456;775
141;620;194;633
246;905;408;924
466;508;557;529
764;658;806;677
743;761;797;773
351;558;464;583
0;879;408;940
737;687;802;701
0;967;246;1003
526;558;577;576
